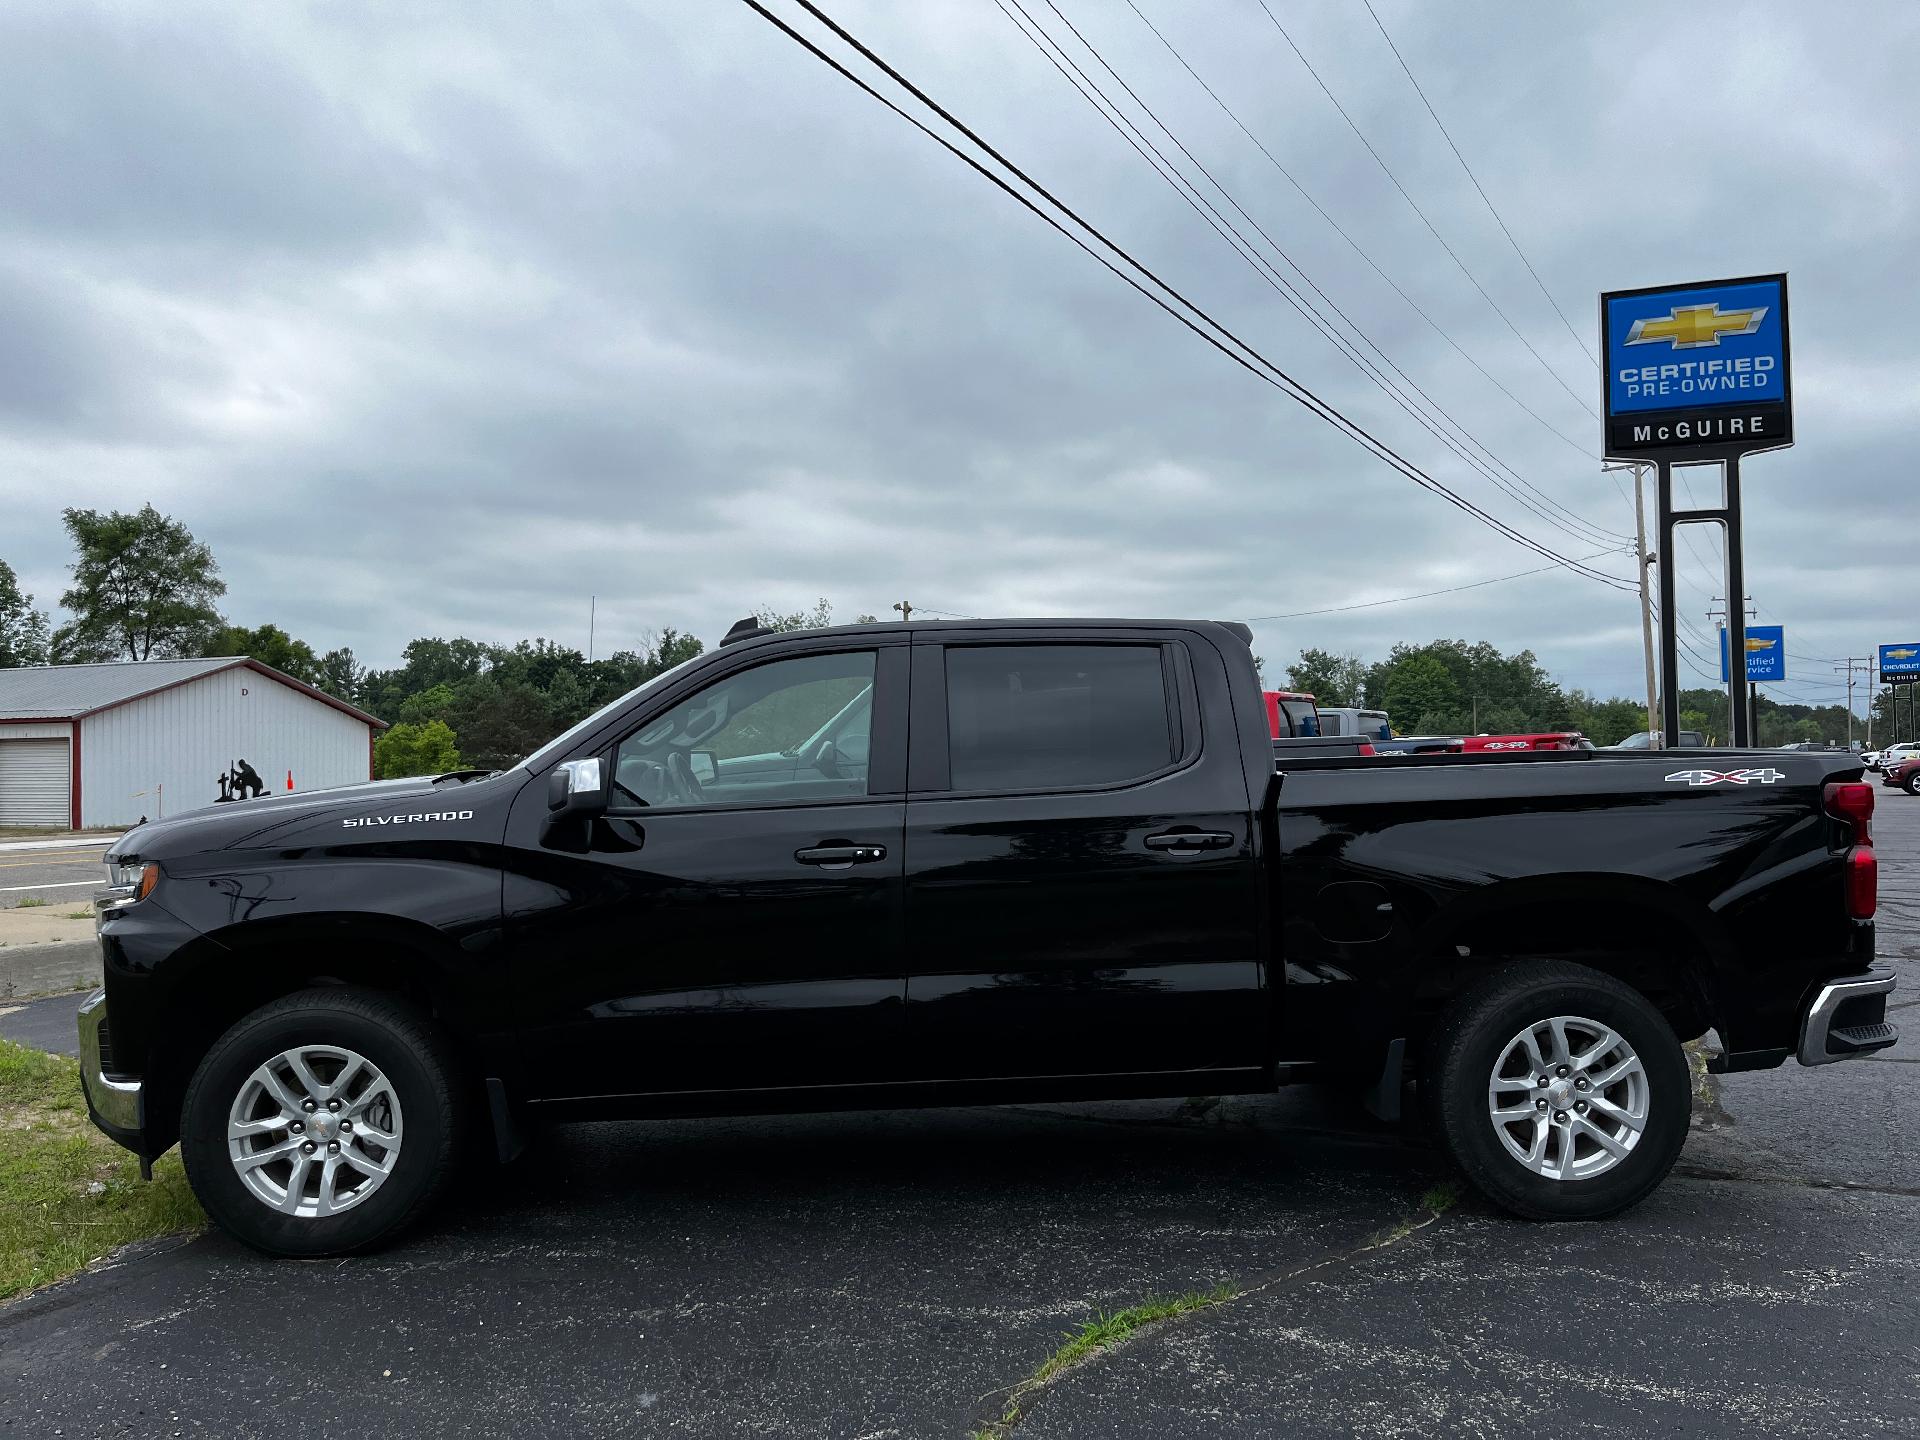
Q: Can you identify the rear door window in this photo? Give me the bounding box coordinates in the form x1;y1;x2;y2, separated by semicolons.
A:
944;645;1176;792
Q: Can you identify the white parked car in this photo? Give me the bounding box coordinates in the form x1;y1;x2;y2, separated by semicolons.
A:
1872;741;1920;773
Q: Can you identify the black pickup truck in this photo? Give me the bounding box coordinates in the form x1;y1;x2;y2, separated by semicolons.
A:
81;617;1894;1256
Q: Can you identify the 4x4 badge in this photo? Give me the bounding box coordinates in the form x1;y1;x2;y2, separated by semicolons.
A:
1664;768;1786;787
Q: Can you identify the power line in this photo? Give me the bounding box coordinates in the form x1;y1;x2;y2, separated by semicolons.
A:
1361;1;1597;369
1242;550;1619;622
744;0;1636;593
1253;0;1598;422
998;0;1627;550
1118;0;1605;473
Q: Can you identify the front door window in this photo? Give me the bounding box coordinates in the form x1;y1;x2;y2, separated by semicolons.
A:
612;651;877;809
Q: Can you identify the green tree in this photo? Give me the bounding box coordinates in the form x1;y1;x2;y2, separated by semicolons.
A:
200;622;322;684
650;628;705;672
0;559;51;667
442;678;556;771
396;682;460;726
1285;648;1366;705
316;647;365;705
1380;652;1463;733
756;598;839;633
373;720;462;779
53;504;227;662
361;637;493;721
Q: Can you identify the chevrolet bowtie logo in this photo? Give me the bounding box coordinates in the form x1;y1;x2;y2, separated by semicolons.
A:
1625;302;1767;350
1888;647;1919;661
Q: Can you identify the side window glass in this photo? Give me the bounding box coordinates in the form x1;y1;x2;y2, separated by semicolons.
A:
613;651;877;809
945;645;1175;792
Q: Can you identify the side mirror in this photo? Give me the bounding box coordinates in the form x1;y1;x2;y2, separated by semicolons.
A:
687;750;718;786
547;757;607;817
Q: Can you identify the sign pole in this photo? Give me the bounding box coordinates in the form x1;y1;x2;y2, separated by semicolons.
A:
1657;459;1681;747
1633;464;1659;742
1724;455;1750;746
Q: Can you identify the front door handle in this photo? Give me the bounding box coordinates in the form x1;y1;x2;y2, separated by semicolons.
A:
1143;830;1235;852
795;844;888;869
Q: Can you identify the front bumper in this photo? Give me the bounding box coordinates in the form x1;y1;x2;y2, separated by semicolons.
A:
76;989;146;1156
1797;967;1899;1066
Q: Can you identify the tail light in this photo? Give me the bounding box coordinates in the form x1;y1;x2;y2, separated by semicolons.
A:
1357;742;1377;757
1825;781;1876;919
1845;847;1878;920
1824;781;1873;844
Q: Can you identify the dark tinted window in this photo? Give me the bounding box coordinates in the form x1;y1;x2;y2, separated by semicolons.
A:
945;645;1175;792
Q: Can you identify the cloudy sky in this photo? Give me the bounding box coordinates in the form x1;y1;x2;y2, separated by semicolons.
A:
3;0;1915;708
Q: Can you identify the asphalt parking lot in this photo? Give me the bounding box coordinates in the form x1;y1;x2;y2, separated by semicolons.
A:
3;795;1917;1438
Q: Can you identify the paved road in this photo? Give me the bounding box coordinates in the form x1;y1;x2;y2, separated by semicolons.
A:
0;989;87;1055
2;791;1915;1437
0;839;113;908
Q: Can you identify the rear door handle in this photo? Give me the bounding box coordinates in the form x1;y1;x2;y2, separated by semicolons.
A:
1143;830;1235;852
795;844;888;869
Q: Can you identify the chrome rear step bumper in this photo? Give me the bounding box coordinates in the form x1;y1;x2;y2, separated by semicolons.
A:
1797;968;1898;1066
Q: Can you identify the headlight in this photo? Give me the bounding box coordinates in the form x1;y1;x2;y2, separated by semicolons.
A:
104;860;159;902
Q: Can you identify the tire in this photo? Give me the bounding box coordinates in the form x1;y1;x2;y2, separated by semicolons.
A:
1904;771;1919;796
180;987;464;1257
1426;961;1689;1221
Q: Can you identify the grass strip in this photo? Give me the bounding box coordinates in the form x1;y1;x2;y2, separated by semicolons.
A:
971;1285;1237;1439
0;1038;202;1301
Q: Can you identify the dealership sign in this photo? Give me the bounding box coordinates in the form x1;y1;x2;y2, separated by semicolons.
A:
1720;624;1785;684
1882;642;1920;686
1601;274;1791;458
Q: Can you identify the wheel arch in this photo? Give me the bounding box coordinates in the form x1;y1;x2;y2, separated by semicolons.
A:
141;913;476;1155
1404;874;1727;1050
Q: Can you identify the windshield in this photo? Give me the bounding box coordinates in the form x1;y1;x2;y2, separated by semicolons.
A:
1281;700;1319;737
517;652;707;774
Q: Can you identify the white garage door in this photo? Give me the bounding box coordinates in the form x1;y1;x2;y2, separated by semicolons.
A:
0;738;70;827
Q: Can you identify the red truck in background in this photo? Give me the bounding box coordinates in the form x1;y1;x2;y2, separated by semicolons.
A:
1264;690;1322;738
1459;732;1593;753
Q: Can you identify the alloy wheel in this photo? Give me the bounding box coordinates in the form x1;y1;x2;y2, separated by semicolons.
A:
1486;1015;1648;1181
226;1044;404;1217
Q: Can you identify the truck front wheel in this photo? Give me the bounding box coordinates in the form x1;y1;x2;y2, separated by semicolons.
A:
1427;961;1689;1220
180;987;464;1257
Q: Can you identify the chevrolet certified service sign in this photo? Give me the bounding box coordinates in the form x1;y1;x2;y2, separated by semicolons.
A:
1601;274;1791;458
1720;624;1785;684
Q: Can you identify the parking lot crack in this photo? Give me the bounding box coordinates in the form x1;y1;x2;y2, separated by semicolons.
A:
964;1184;1460;1439
1673;1165;1920;1200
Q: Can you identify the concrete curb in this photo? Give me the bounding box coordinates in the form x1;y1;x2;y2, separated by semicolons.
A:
0;940;103;1000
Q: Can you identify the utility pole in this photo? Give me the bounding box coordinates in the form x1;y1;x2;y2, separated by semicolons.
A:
1608;461;1661;745
892;600;914;623
1836;658;1872;746
588;595;596;662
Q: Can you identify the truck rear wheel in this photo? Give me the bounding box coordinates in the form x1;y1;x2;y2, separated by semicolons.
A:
180;987;464;1257
1426;961;1689;1220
